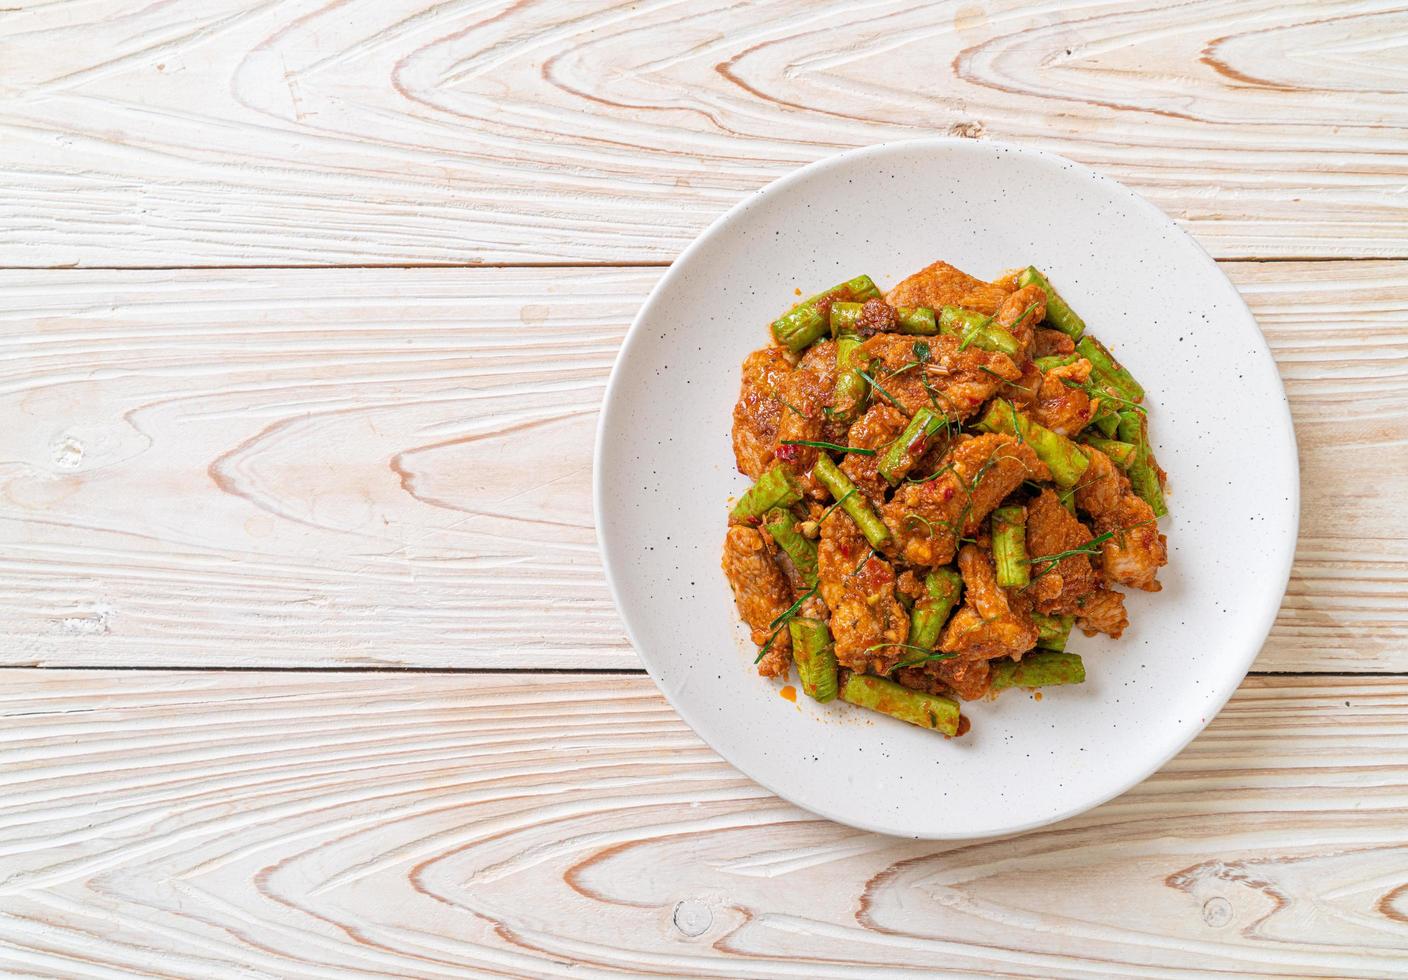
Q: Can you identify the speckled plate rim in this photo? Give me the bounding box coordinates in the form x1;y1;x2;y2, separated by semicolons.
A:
593;137;1299;839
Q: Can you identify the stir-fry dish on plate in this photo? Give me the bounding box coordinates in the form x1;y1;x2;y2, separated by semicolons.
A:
724;260;1169;736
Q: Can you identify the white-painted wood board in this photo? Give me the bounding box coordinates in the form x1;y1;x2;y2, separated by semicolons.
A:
0;1;1404;266
2;263;1403;670
2;2;1404;972
0;671;1403;978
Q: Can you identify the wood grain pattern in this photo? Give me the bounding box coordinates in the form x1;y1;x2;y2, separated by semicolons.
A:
0;670;1402;978
2;263;1403;671
1233;261;1408;671
0;267;635;668
2;1;1406;267
3;3;1401;974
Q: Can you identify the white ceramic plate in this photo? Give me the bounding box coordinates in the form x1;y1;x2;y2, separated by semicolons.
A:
594;139;1298;840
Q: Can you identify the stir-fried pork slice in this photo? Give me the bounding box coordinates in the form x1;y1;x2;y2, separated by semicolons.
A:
722;526;793;675
817;511;909;674
754;641;790;678
994;284;1048;352
881;434;1048;567
840;402;909;503
774;340;841;498
1032;358;1099;436
885;260;1012;315
799;592;829;621
894;569;927;603
894;657;993;702
1074;447;1168;591
732;347;793;478
1075;587;1129;639
1025;488;1103;614
989;268;1025;291
910;426;960;483
1034;328;1076;358
858;333;1023;418
940;544;1039;660
797;336;839;391
802;340;854;446
924;338;1027;418
1003;359;1043;410
855;298;900;337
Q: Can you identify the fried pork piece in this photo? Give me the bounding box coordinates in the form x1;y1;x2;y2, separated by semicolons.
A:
940;544;1039;660
994;284;1048;352
885;260;1012;315
1075;587;1129;638
882;434;1048;567
840;402;908;503
1004;358;1043;409
858;333;1023;418
817;511;909;674
1074;448;1169;592
894;569;927;603
1032;357;1099;436
775;340;840;498
1034;328;1076;358
1025;489;1102;614
797;336;839;391
855;298;900;337
990;268;1023;292
911;427;958;482
895;657;993;702
732;347;793;478
722;526;793;675
803;341;854;448
799;592;829;620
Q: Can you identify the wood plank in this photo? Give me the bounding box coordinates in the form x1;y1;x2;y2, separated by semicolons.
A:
0;267;639;669
1233;262;1408;671
0;670;1403;978
1;1;1405;267
1;263;1404;671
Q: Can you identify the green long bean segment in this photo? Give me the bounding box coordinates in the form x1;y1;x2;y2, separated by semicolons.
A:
831;302;936;338
895;306;937;335
833;332;868;422
1080;437;1136;470
1077;335;1145;403
828;301;864;337
973;402;1091;488
731;465;802;520
1017;267;1085;339
1116;410;1168;517
906;568;963;652
990;652;1086;690
839;672;961;735
877;408;949;485
1037;349;1131;439
790;618;839;703
764;509;818;587
938;306;1022;356
1035;353;1080;373
991;506;1030;588
772;275;880;352
812;455;891;549
1032;613;1074;652
1089;409;1121;438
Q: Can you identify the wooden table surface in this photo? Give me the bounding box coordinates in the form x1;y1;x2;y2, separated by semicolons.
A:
2;2;1406;976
